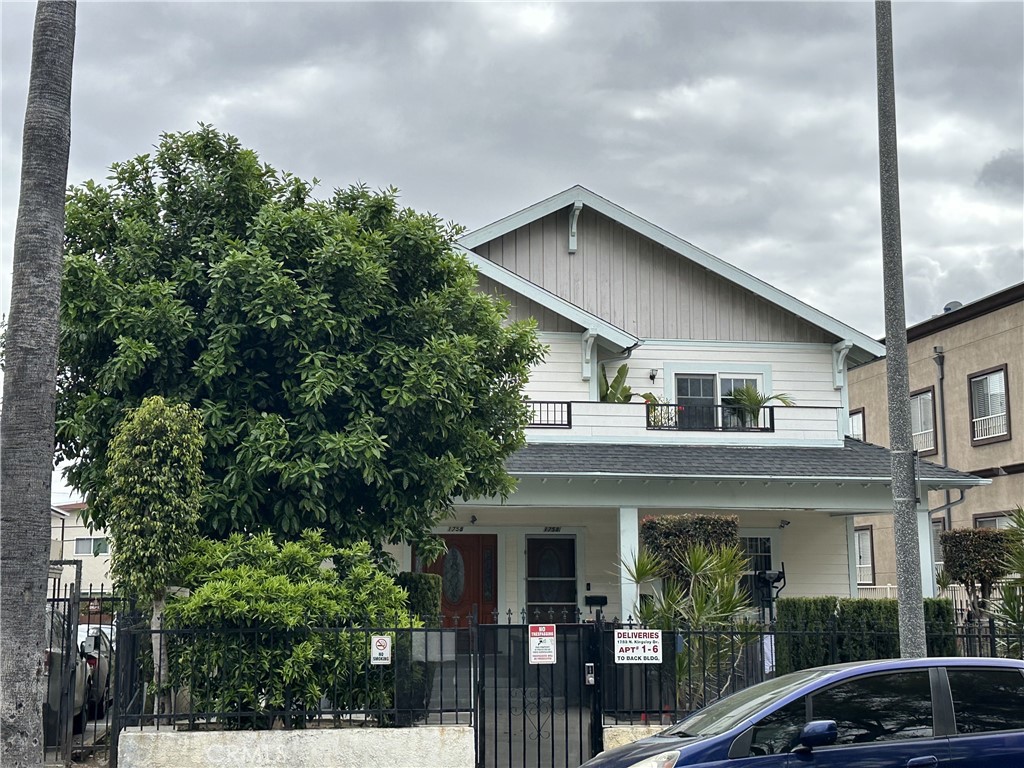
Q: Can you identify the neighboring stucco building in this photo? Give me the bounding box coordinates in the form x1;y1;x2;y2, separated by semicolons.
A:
51;501;111;593
848;282;1023;590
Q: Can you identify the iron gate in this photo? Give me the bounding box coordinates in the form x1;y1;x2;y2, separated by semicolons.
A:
476;621;602;768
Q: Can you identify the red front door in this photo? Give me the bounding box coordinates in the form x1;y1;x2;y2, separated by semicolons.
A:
421;534;498;625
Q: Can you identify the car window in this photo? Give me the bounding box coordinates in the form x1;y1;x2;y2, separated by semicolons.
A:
811;670;933;745
947;668;1024;734
747;699;806;756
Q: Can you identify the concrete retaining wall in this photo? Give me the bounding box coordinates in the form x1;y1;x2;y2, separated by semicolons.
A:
601;724;663;751
117;727;475;768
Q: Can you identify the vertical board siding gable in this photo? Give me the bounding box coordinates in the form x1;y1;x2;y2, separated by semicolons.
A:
474;207;831;344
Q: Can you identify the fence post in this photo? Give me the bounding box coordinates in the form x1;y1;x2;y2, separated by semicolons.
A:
588;611;604;757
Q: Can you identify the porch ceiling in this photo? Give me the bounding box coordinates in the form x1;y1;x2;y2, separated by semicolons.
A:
504;438;985;490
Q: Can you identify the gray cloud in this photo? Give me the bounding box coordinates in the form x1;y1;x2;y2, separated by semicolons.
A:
976;148;1024;198
3;1;1021;343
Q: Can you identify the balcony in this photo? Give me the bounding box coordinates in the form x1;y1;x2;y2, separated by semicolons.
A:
525;401;842;444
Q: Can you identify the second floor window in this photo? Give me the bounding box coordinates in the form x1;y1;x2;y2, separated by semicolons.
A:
74;537;109;556
969;367;1009;444
676;374;717;429
910;388;935;454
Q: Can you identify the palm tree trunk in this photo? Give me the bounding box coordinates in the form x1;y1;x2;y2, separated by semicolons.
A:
0;2;76;765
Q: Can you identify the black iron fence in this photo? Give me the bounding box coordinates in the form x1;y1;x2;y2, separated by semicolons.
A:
103;606;1024;768
526;401;573;428
646;403;777;432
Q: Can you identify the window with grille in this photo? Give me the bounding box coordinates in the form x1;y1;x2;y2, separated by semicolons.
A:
676;374;717;429
969;367;1009;444
931;519;945;571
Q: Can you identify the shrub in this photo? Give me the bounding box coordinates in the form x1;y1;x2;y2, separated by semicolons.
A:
395;572;442;625
165;531;415;728
941;528;1013;617
774;597;956;674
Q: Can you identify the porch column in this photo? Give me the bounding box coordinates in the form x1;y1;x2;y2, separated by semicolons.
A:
619;507;639;621
918;504;936;598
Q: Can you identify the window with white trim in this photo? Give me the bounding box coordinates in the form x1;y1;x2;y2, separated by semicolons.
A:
849;409;865;441
74;537;109;556
910;389;935;454
854;527;874;585
739;534;775;607
969;367;1009;444
674;373;763;430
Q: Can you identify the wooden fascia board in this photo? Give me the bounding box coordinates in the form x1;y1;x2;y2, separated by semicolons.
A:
459;186;884;361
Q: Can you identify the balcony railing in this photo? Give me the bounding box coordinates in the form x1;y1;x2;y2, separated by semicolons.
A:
526;401;573;428
645;403;776;432
972;413;1008;440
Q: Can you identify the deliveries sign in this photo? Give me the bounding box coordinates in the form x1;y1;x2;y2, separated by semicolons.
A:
614;629;662;664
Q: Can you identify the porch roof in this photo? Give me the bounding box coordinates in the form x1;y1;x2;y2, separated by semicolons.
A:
505;438;985;489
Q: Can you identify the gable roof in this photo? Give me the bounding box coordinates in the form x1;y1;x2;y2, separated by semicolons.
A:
505;438;984;490
460;186;885;364
459;244;639;350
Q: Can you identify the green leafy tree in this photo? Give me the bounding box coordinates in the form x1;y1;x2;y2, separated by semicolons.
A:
990;506;1024;658
940;527;1013;620
57;126;543;549
167;532;414;728
103;395;204;713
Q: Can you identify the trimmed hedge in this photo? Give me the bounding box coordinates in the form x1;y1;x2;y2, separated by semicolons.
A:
396;572;442;625
774;597;956;674
641;515;740;581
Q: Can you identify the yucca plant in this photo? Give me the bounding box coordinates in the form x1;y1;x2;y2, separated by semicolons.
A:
989;506;1024;659
620;543;755;711
723;385;794;429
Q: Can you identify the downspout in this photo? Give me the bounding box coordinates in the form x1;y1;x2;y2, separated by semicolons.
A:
934;346;952;530
599;341;642;382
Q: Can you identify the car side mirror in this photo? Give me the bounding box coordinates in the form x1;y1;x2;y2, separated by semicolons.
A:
792;720;837;753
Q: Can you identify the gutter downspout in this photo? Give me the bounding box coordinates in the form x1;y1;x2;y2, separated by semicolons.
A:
934;346;953;530
595;341;642;401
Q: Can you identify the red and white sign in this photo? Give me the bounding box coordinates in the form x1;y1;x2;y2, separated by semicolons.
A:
370;635;392;665
528;624;557;665
614;629;662;664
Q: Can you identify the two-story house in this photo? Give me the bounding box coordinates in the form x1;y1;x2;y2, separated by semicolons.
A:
51;501;112;593
392;186;983;623
848;282;1023;591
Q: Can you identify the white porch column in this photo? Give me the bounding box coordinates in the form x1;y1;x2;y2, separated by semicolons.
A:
619;507;640;621
918;504;936;598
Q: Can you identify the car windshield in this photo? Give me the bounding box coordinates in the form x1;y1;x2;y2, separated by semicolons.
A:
665;668;836;737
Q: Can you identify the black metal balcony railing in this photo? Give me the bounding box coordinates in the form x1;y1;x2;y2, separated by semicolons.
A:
646;403;776;432
526;401;573;428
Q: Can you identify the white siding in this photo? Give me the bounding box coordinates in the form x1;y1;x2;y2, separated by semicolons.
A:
524;333;590;401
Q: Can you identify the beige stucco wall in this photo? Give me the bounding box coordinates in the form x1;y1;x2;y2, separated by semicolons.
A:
849;299;1023;586
52;509;112;591
117;727;475;768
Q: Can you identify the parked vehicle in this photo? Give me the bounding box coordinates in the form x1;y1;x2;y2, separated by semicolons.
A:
78;626;113;717
44;606;90;745
580;657;1024;767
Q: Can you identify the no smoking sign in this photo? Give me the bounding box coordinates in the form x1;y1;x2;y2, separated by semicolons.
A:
370;634;392;665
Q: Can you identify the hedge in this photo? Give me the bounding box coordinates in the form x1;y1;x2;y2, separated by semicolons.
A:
941;528;1013;599
774;597;956;674
641;514;740;581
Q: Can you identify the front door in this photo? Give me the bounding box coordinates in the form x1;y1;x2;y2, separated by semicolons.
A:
422;534;498;625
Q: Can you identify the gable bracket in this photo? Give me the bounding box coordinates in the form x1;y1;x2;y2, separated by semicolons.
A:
581;329;597;381
832;339;854;389
568;200;584;254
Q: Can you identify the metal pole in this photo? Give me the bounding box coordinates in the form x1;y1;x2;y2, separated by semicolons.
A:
875;0;927;657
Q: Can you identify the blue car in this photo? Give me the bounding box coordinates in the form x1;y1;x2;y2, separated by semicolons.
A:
580;657;1024;767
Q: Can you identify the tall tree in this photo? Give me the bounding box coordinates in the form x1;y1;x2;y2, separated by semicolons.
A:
0;2;77;765
102;396;204;715
57;126;544;551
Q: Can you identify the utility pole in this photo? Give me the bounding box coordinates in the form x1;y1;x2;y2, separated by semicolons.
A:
874;0;927;657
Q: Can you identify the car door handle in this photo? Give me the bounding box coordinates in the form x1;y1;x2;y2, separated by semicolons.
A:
907;758;938;767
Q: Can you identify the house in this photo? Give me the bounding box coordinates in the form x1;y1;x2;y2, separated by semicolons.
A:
51;501;112;593
848;282;1023;591
391;186;984;622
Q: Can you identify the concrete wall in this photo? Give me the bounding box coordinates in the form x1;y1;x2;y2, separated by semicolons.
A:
848;298;1023;586
118;727;475;768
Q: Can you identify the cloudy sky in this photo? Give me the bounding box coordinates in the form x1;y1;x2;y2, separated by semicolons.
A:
1;1;1021;501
